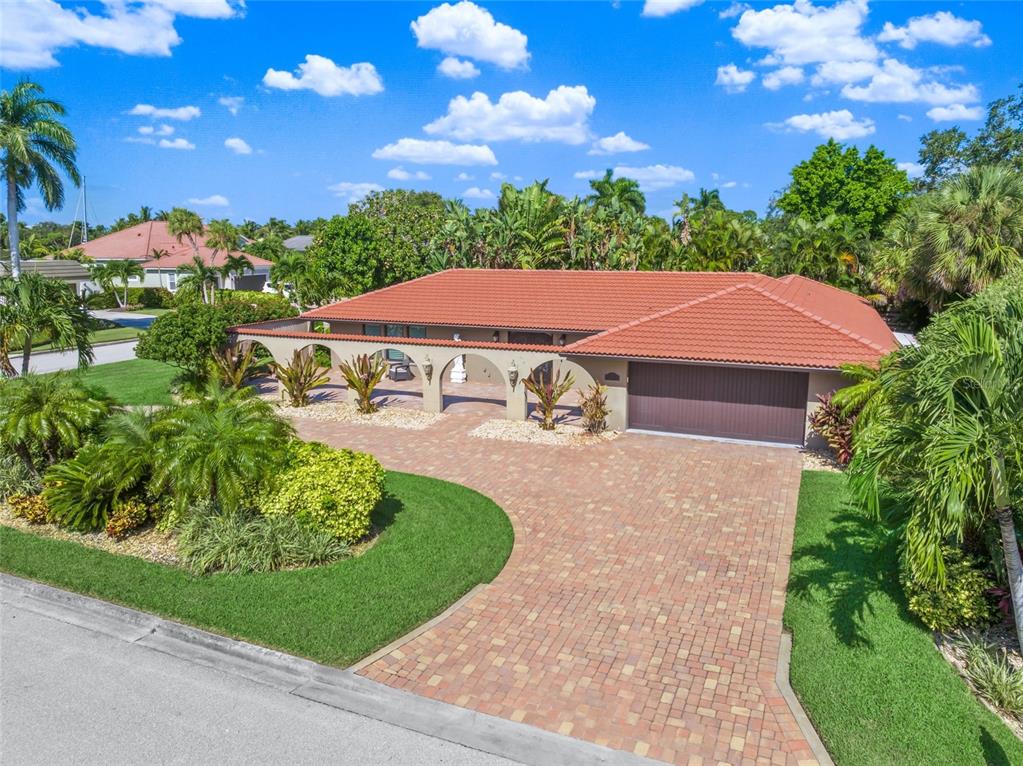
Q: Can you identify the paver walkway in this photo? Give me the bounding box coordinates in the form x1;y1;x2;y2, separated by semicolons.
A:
294;408;815;766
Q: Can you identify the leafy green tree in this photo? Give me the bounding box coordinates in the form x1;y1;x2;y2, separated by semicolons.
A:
586;170;646;215
0;372;111;474
763;215;869;290
166;207;204;261
673;208;765;272
1;81;80;278
244;232;286;263
352;190;446;284
0;272;92;375
306;214;380;298
268;251;313;306
777;140;912;239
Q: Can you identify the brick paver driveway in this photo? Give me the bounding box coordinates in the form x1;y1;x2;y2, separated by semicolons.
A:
294;407;814;766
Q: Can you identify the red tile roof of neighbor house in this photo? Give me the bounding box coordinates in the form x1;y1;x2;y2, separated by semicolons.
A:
300;269;897;370
68;221;272;269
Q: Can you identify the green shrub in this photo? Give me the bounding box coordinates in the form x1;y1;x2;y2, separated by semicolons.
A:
105;498;149;539
177;502;350;575
86;287;173;309
43;444;125;531
8;493;53;524
0;451;41;500
260;441;384;543
901;549;995;632
957;635;1023;720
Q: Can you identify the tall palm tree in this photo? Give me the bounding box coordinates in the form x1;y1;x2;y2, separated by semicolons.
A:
586;170;646;215
205;219;248;289
0;272;93;375
149;247;169;289
167;207;204;261
269;251;310;306
1;81;80;278
176;254;220;305
104;259;144;308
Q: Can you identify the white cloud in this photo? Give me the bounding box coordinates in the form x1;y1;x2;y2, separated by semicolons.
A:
770;109;875;139
731;0;877;66
641;0;704;18
0;0;239;69
224;137;252;155
574;170;601;180
589;131;650;155
462;187;494;200
715;64;755;94
926;103;984;122
720;180;738;189
611;164;696;191
809;59;878;86
897;114;913;122
879;12;991;50
138;124;174;136
328;182;384;202
762;66;804;90
160;137;195;150
424;86;596;145
490;171;506;180
188;194;229;207
437;56;480;79
218;96;244;115
128;103;200;120
841;59;979;106
897;161;924;178
372;138;497;166
263;55;384;97
411;1;529;70
719;2;750;19
387;166;431;181
455;172;475;181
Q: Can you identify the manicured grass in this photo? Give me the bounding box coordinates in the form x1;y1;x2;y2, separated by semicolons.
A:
75;358;177;406
785;471;1023;766
129;307;174;317
0;472;513;667
30;326;141;352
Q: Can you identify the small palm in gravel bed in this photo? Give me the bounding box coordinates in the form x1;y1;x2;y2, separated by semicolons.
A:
339;354;387;414
271;349;330;407
524;368;574;430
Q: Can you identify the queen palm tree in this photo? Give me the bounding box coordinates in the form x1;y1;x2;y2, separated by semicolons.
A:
167;207;204;261
176;254;220;305
586;170;646;215
205;219;248;289
269;251;310;306
104;259;144;308
149;247;169;288
0;272;93;375
1;81;80;278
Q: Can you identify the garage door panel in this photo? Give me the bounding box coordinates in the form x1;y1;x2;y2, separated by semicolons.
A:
628;363;807;444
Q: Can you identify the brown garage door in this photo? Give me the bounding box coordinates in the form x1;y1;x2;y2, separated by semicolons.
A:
628;362;808;444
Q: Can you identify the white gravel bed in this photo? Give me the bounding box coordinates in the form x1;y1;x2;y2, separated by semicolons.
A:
800;446;844;472
275;401;443;430
470;418;620;446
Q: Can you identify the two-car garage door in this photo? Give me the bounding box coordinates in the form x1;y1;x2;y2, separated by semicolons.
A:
627;362;808;445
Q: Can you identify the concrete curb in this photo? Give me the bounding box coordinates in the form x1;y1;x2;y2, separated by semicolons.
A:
1;574;666;766
777;631;834;766
10;338;139;360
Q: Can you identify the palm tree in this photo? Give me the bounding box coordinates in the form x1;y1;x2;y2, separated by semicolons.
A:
205;218;248;290
849;306;1023;648
167;207;204;261
103;259;144;308
0;372;112;474
153;382;293;513
1;81;80;278
586;170;646;215
177;254;220;305
269;251;310;306
0;272;93;375
149;247;169;289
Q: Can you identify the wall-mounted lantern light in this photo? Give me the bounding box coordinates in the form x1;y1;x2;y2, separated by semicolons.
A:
558;334;566;346
492;331;500;342
422;355;433;383
508;362;519;390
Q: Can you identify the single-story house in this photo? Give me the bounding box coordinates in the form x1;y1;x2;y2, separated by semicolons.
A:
1;259;92;294
231;269;897;446
69;221;272;294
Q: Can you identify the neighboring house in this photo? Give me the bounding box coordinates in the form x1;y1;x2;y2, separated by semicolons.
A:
282;234;313;252
232;269;897;446
69;221;272;294
0;259;92;294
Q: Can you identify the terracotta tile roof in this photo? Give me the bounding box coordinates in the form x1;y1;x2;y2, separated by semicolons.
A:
300;268;897;369
69;221;271;269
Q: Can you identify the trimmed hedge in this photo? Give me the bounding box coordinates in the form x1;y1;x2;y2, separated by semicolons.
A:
86;287;174;310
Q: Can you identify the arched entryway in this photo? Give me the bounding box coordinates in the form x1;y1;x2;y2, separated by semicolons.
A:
522;358;597;427
335;345;431;411
290;342;343;403
438;352;508;416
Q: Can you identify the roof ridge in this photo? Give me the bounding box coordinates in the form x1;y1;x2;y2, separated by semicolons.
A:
302;269;452;318
746;283;889;353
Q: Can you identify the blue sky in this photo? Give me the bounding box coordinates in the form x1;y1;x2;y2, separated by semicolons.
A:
3;1;1020;226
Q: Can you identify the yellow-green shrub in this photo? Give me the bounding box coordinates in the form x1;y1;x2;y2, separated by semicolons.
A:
8;494;52;525
105;498;149;539
259;442;383;543
901;549;995;632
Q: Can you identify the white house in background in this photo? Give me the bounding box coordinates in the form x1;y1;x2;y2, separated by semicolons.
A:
69;221;272;294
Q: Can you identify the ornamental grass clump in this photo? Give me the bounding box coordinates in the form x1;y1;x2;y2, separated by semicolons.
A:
957;635;1023;720
271;349;331;407
339;354;387;414
523;368;574;430
260;441;384;543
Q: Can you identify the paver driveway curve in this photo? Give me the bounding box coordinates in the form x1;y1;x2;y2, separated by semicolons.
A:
294;411;815;765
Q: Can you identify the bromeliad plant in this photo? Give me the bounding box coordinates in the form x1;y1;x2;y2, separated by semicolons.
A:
212;343;271;390
271;349;331;407
339;354;387;414
524;367;575;430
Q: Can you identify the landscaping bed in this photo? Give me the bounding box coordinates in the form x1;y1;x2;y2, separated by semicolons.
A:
0;471;513;667
785;470;1023;765
274;400;444;430
470;418;619;446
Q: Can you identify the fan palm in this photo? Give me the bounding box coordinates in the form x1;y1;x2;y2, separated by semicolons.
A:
0;272;93;375
0;372;112;474
1;81;80;278
587;170;646;215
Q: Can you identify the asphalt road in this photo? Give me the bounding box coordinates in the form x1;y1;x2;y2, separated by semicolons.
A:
0;601;517;766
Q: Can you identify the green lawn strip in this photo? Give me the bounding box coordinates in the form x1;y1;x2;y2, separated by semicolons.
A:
128;307;174;317
0;472;513;667
74;358;178;406
785;470;1023;766
30;326;141;352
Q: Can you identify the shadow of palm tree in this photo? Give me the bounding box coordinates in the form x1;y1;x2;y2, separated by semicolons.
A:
980;725;1011;766
370;491;403;534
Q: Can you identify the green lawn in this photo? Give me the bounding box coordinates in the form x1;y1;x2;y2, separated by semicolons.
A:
785;471;1023;766
129;307;174;317
75;358;177;406
0;472;513;667
30;326;141;352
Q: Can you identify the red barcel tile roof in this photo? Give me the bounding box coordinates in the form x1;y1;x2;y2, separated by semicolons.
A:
69;221;271;269
300;268;896;370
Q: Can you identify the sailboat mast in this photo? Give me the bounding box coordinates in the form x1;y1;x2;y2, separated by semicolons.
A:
82;176;89;243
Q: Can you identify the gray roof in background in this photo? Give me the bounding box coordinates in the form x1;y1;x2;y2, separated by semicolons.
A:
0;259;91;280
283;235;313;252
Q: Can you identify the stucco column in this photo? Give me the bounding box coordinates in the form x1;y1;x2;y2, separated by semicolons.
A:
604;387;629;431
421;374;443;414
505;382;528;421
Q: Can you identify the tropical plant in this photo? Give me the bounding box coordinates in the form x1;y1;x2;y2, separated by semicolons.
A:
0;272;93;375
271;348;330;407
104;497;149;539
211;342;270;390
339;354;387;414
956;634;1023;719
268;250;312;305
587;170;646;215
43;443;129;531
149;247;169;288
7;493;52;524
524;368;575;430
166;207;204;260
900;548;995;632
93;259;143;308
206;219;249;287
1;80;81;278
0;449;40;499
0;373;111;474
808;392;857;465
176;254;220;305
577;383;610;434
